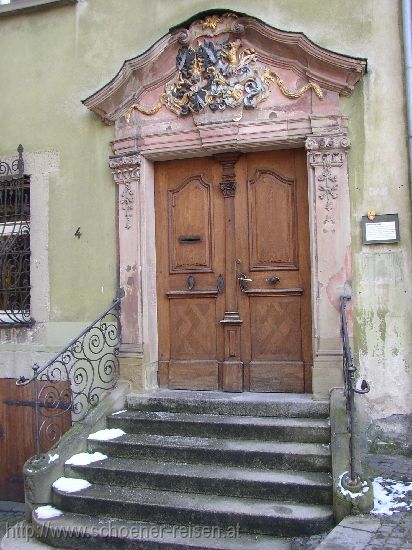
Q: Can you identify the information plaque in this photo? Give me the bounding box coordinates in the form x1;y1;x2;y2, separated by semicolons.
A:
361;214;400;244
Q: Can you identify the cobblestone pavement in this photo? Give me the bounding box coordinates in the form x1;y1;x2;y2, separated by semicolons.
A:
0;504;25;541
366;512;412;549
291;532;329;549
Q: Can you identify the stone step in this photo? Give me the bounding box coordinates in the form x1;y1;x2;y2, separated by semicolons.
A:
107;410;330;443
51;483;333;537
32;511;294;549
127;390;329;418
66;457;332;504
88;433;331;472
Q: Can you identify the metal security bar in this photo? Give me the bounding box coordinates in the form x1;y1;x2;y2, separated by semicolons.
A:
340;295;370;486
0;145;32;326
16;295;121;459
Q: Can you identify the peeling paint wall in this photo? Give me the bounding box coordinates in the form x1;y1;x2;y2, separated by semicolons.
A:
0;0;411;426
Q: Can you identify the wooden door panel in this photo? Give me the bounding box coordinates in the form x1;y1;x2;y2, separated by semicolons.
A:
249;363;304;392
248;168;297;270
238;149;312;392
169;175;213;272
249;295;302;360
0;380;36;501
156;158;224;390
0;379;71;501
169;297;218;359
168;362;218;390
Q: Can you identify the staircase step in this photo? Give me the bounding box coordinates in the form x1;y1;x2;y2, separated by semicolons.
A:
66;457;332;504
88;433;331;472
127;391;329;418
107;410;330;443
33;512;294;549
51;483;333;537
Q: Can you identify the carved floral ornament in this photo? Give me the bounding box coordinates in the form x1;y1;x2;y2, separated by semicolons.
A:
305;135;351;234
126;13;323;122
109;154;141;230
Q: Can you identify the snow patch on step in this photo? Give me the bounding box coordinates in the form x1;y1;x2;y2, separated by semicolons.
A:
66;452;108;466
88;428;126;441
111;409;127;415
35;505;63;519
48;453;59;463
53;477;91;493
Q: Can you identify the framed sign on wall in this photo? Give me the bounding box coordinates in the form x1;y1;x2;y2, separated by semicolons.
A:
361;213;400;244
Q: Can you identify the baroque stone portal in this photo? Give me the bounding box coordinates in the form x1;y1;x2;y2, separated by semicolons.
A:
83;11;366;395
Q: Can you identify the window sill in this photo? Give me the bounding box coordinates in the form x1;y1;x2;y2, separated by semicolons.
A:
0;0;77;17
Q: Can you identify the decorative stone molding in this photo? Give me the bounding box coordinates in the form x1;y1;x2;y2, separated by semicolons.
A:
109;153;141;229
305;135;351;151
306;135;350;234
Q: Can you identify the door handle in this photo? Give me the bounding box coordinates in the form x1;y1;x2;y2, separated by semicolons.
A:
238;273;252;292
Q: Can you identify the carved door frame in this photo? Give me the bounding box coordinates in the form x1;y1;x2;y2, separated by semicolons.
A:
86;12;366;396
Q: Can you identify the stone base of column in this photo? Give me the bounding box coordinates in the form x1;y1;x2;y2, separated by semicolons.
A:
118;344;157;392
312;357;343;398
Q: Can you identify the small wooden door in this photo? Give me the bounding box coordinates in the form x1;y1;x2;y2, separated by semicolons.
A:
0;378;72;501
155;149;312;392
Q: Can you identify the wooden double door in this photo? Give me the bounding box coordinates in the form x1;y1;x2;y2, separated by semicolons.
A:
155;149;312;393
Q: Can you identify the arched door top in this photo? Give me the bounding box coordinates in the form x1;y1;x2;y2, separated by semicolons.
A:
83;11;366;127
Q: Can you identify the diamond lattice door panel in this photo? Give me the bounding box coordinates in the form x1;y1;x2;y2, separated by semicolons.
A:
155;150;312;392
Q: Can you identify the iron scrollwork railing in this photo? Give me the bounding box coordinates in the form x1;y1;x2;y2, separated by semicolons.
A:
340;295;370;486
17;295;121;459
0;144;32;326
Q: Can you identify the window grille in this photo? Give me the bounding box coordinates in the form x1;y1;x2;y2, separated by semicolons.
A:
0;145;32;326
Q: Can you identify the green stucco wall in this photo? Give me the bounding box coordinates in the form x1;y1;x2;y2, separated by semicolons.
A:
0;0;411;420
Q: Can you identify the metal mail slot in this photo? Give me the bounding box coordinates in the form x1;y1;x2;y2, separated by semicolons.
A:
178;235;202;243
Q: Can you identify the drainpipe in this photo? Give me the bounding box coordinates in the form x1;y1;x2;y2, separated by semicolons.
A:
402;0;412;190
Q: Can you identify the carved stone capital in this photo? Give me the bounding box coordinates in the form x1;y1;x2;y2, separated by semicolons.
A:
109;153;141;229
109;153;141;185
214;152;242;198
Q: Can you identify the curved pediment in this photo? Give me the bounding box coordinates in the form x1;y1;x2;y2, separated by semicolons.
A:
83;11;366;125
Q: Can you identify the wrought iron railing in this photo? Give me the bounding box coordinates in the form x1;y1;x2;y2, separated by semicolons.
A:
0;144;32;327
340;295;370;486
16;295;121;459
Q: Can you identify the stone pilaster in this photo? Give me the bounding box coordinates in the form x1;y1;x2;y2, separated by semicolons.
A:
306;134;352;396
109;152;144;387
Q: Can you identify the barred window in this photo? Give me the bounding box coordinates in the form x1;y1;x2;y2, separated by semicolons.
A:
0;145;32;326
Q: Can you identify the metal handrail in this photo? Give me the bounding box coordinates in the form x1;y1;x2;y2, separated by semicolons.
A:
16;293;122;459
340;295;370;486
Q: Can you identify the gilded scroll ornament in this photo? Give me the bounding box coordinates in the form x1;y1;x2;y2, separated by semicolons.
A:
270;71;323;99
125;99;164;120
126;38;323;122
